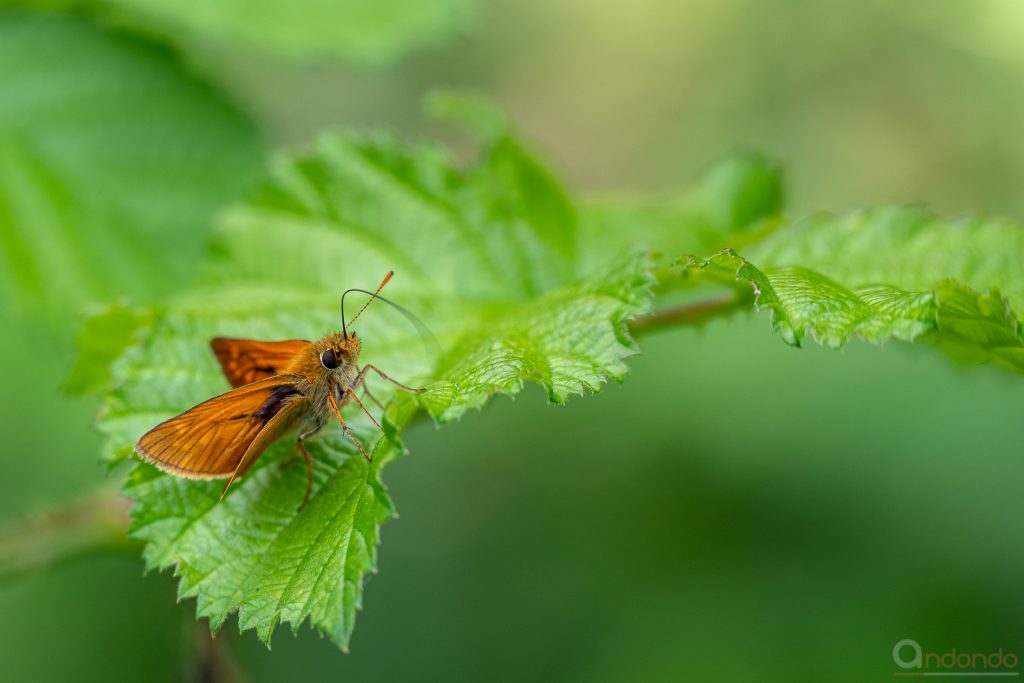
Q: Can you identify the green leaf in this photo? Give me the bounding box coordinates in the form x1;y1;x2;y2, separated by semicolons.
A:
580;152;783;271
750;206;1024;312
96;128;652;648
0;12;263;321
126;433;397;649
420;252;651;421
682;206;1024;372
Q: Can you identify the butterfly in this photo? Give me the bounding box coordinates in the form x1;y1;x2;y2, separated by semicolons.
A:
135;272;423;507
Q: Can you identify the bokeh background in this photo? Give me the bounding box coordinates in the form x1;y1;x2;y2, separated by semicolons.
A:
3;1;1024;681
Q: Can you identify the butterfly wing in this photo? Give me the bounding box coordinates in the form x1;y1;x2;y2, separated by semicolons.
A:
210;337;311;388
135;375;306;480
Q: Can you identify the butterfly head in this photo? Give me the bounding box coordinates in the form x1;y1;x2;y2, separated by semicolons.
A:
318;332;361;371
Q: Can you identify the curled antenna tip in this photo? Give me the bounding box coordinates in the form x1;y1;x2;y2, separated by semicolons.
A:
342;270;397;337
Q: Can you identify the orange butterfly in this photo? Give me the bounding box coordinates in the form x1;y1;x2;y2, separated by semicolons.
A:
135;272;422;507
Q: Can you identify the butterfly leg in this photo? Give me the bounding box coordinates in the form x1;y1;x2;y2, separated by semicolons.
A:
347;390;383;433
362;364;424;393
282;423;321;469
328;391;372;463
362;382;386;412
352;366;385;409
295;425;319;509
351;366;386;411
348;367;385;430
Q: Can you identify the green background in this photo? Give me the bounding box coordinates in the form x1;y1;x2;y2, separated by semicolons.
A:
2;1;1024;680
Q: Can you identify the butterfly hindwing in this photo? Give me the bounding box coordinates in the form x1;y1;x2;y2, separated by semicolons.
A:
210;337;311;388
135;375;305;480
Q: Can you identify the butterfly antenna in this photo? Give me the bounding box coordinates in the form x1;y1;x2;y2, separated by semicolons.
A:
342;271;393;339
340;272;441;359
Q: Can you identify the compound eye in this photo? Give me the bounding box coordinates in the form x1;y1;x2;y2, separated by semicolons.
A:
320;348;340;369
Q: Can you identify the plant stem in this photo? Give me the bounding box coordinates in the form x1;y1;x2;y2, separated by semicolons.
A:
189;625;249;683
629;293;744;336
0;485;134;582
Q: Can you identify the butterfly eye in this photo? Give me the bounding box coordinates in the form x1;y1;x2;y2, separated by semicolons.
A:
320;348;340;369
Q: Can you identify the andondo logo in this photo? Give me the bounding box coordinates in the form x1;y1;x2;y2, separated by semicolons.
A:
893;639;1020;677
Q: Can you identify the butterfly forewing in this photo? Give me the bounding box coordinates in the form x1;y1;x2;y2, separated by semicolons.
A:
210;338;311;388
135;375;305;480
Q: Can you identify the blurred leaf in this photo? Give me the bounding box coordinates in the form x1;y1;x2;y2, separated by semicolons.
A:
95;128;652;648
424;89;508;139
0;11;263;322
67;0;471;63
682;206;1024;372
66;303;156;394
579;152;783;272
